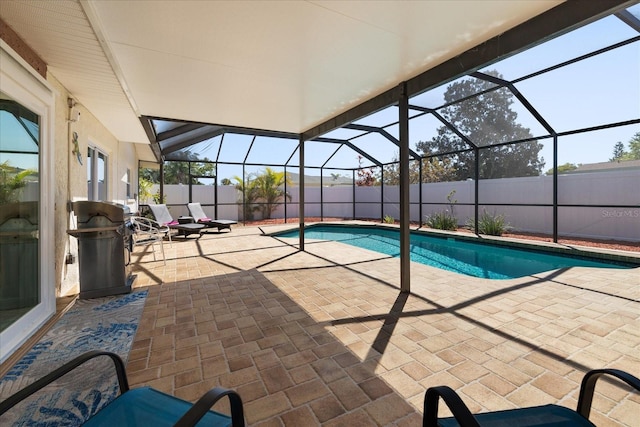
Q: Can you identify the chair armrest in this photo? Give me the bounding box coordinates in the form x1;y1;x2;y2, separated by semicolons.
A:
577;368;640;419
0;350;129;416
131;216;166;241
423;386;481;427
174;387;245;427
132;216;163;231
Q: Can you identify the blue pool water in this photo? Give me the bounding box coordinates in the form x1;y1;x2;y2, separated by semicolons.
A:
274;225;634;279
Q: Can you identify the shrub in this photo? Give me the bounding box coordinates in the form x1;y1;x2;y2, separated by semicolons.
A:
383;214;395;224
138;177;153;204
424;189;458;231
468;210;510;236
425;211;458;231
152;190;166;204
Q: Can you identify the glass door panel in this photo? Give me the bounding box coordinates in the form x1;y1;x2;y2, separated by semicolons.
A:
0;92;40;332
87;147;108;201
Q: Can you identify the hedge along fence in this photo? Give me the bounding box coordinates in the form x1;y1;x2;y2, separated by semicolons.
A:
155;168;639;242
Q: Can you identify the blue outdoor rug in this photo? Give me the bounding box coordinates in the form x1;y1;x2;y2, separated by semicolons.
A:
0;290;147;426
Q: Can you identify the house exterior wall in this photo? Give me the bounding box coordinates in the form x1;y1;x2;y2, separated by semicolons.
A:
47;75;140;297
2;17;141;298
0;29;143;361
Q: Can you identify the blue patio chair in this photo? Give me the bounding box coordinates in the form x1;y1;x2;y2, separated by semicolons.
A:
423;368;639;427
0;351;245;427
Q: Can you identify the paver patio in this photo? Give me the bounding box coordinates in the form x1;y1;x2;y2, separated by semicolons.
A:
127;224;640;426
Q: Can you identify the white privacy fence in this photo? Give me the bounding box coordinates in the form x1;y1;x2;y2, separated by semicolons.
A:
154;169;639;242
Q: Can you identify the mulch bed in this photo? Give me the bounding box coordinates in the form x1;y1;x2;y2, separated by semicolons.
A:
500;231;639;253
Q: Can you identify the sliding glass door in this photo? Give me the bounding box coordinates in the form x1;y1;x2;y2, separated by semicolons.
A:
0;92;40;332
0;46;55;363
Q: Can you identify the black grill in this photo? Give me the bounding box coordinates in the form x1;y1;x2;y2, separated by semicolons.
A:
68;201;135;299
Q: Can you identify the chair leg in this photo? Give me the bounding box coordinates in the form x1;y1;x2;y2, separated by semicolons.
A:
159;239;166;265
151;242;157;261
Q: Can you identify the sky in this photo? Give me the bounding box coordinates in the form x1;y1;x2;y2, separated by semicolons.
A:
345;8;640;171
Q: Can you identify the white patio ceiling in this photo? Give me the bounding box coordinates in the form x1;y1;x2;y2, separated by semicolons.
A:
0;0;563;149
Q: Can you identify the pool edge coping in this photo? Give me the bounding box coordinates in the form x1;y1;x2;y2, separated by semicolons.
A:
262;221;640;266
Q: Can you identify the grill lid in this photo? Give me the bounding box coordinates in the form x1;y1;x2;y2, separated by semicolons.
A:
72;201;130;227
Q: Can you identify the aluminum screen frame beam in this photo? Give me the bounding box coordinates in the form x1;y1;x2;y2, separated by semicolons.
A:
398;82;410;294
302;0;633;141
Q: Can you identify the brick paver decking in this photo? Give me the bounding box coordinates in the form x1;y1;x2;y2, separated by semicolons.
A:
127;225;640;426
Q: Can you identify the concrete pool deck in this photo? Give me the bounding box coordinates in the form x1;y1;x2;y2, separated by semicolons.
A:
127;224;639;425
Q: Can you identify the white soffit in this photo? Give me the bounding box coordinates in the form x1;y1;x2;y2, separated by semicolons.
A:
90;0;561;135
1;0;562;143
0;0;148;143
134;141;157;163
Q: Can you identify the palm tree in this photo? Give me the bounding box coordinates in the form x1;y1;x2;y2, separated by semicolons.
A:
138;177;153;204
0;161;36;204
233;168;292;220
253;167;292;219
232;173;260;220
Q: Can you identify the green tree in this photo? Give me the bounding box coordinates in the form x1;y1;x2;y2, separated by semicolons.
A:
383;155;457;184
139;167;160;183
233;168;291;219
232;173;259;220
416;70;545;180
162;160;216;185
253;167;292;219
621;132;640;160
163;161;191;184
138;177;154;203
610;141;626;161
139;158;215;185
546;163;578;175
0;161;36;204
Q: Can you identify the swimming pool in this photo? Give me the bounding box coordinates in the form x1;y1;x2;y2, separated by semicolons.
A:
273;224;635;279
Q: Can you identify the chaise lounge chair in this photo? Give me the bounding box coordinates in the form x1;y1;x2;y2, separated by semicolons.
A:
187;203;237;232
148;204;204;238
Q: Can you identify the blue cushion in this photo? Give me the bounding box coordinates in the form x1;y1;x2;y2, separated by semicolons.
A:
83;387;232;427
438;404;596;427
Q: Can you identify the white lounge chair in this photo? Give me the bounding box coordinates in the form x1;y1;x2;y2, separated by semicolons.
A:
148;204;204;238
187;203;237;232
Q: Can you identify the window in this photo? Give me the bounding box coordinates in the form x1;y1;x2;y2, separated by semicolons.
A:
87;146;107;201
126;168;131;198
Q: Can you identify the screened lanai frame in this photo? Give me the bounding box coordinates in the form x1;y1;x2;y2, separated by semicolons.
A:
139;2;639;262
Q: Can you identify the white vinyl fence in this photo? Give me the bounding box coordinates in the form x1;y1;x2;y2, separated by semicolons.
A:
151;169;639;242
